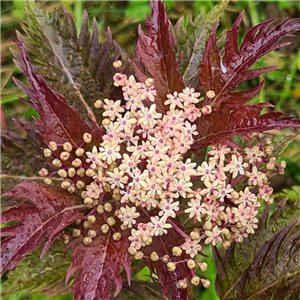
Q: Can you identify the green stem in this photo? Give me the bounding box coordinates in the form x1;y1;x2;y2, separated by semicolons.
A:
247;0;260;26
278;50;300;111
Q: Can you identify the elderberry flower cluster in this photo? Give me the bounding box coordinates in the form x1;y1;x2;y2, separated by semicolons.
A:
38;60;286;289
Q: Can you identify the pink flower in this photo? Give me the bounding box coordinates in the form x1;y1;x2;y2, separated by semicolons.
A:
102;99;124;120
164;91;184;110
158;199;179;218
246;166;267;186
181;238;202;258
113;73;127;87
99;141;121;165
204;226;223;246
224;154;248;178
106;167;128;189
178;87;200;106
185;196;207;222
138;104;162;129
86;146;103;169
244;145;264;164
118;206;140;228
150;216;172;236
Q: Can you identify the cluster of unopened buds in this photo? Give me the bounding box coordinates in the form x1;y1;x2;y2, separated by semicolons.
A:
38;60;286;288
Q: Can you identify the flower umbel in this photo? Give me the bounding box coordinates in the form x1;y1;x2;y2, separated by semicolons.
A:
2;3;300;300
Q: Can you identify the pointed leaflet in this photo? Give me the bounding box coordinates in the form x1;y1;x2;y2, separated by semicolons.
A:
192;103;300;149
192;16;300;149
174;0;228;87
12;40;102;146
1;182;85;275
66;233;131;300
213;198;300;300
18;2;122;122
198;14;300;105
1;120;47;193
134;0;184;113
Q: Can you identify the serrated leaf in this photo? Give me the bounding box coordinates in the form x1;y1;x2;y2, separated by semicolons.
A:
1;240;72;298
133;0;184;113
66;233;131;300
1;182;86;275
174;0;228;87
18;2;123;123
213;198;300;300
12;40;103;147
1;120;47;192
272;131;299;158
198;15;300;103
192;16;300;149
192;104;300;149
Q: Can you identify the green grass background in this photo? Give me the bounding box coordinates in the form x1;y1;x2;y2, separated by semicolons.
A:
1;1;299;299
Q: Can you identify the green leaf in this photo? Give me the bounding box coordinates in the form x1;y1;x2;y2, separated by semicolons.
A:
174;0;228;87
213;198;300;300
1;121;47;192
275;186;300;203
17;2;123;124
272;131;299;158
1;240;72;298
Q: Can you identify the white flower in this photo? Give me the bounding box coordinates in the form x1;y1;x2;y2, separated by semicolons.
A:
158;199;179;218
99;141;121;165
118;206;140;228
150;216;172;236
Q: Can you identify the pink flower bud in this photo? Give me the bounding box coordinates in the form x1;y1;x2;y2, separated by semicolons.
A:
44;148;52;157
83;133;92;144
38;168;48;177
48;141;57;151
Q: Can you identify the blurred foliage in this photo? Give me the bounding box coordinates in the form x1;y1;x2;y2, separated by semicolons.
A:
1;1;299;300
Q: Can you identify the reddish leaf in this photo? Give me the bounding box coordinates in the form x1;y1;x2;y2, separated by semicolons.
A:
1;182;85;275
198;14;300;105
1;120;48;192
66;233;131;300
17;3;122;122
213;198;300;300
12;40;102;147
192;15;300;149
139;213;193;300
192;104;300;149
134;0;184;113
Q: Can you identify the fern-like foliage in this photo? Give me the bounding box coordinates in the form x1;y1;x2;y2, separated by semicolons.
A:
1;183;85;274
174;0;229;87
213;198;300;300
18;2;123;122
192;14;300;149
1;2;300;300
1;121;46;192
134;1;185;113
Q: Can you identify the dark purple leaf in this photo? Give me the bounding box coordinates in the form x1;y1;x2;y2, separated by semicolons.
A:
1;182;85;275
17;3;122;121
192;104;300;149
66;234;131;300
134;0;184;113
12;40;102;147
192;16;300;149
198;14;300;103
